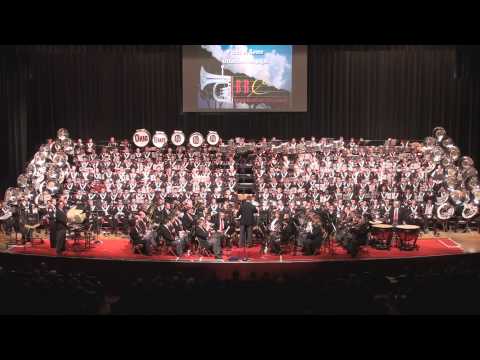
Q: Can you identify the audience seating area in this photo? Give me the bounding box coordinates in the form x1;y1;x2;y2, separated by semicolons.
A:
1;254;480;315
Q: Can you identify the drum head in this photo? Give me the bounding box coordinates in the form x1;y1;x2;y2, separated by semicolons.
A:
373;224;393;229
396;224;420;230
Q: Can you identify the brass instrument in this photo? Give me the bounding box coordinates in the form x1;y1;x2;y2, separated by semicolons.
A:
437;203;455;220
462;203;478;219
146;202;156;223
433;127;447;142
66;206;87;225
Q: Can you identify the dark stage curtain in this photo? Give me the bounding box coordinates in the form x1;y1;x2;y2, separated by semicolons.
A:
1;45;480;194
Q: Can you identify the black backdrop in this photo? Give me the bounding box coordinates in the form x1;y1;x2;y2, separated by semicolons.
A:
1;45;480;194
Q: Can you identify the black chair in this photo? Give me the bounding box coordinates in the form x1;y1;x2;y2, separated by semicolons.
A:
129;231;145;255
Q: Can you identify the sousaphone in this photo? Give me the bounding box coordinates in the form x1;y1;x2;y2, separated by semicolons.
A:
437;202;455;220
466;176;479;191
450;189;468;206
448;146;461;161
462;203;478;219
472;188;480;205
433;127;447;142
441;137;454;148
459;156;474;169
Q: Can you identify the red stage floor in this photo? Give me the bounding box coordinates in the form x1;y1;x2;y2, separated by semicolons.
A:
6;236;464;263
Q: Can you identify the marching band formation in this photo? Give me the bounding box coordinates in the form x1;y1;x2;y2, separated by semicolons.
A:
0;127;479;258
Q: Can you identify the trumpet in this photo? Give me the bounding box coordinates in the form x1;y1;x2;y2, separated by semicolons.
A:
200;66;232;103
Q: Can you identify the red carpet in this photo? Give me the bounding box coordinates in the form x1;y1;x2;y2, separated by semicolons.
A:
6;237;464;262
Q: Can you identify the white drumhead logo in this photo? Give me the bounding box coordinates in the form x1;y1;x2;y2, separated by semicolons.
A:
152;131;168;148
189;132;204;147
133;129;151;147
206;131;220;146
171;130;185;146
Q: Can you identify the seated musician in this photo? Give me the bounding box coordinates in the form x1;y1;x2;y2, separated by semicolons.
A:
113;201;128;235
182;206;195;231
21;205;40;244
302;215;325;255
280;212;299;244
423;198;439;235
0;201;13;234
268;212;284;254
385;201;407;226
129;213;153;256
194;217;222;259
157;217;186;256
213;211;233;248
407;200;423;227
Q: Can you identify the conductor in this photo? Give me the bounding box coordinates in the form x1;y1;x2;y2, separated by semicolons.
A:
237;195;258;247
54;200;68;255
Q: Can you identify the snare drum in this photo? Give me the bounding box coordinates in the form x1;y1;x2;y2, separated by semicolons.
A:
371;224;393;249
396;224;420;250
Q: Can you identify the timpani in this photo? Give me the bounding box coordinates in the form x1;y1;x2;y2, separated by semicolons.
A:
396;224;420;250
371;223;393;249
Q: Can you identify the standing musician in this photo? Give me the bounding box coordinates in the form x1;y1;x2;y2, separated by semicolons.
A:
237;196;258;248
54;200;68;255
46;199;57;248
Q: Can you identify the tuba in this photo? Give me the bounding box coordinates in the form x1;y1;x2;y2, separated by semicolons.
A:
437;203;455;220
462;203;478;219
200;66;232;103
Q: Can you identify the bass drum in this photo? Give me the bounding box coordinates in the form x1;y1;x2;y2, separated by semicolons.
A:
67;206;87;224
